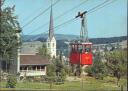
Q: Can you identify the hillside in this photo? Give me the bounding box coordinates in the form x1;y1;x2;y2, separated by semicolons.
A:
22;34;79;42
22;34;127;44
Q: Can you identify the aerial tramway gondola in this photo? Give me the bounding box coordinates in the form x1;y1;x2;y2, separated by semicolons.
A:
69;11;93;66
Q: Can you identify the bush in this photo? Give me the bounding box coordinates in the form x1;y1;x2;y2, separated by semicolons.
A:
85;52;107;79
55;76;64;85
26;76;34;82
6;75;17;88
85;66;93;76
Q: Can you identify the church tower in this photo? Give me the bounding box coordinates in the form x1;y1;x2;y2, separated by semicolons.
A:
46;3;56;58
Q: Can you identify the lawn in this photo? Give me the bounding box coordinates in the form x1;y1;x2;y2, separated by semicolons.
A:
0;76;127;91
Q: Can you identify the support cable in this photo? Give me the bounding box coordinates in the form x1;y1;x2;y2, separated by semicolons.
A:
21;0;60;28
24;0;118;41
26;0;89;35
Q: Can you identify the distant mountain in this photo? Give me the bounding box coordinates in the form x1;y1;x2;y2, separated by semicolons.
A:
22;34;127;44
22;34;79;42
89;36;127;44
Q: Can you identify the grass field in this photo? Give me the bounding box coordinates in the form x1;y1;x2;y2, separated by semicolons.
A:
0;76;127;91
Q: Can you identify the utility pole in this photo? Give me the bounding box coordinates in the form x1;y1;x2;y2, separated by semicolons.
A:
0;0;2;38
0;0;1;33
0;0;1;19
0;0;2;83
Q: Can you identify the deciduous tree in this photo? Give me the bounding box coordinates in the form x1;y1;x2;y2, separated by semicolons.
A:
105;50;127;85
85;52;107;80
0;0;21;72
38;44;50;59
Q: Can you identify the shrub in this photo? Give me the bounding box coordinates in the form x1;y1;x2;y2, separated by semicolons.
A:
85;66;93;76
85;52;107;79
6;75;17;88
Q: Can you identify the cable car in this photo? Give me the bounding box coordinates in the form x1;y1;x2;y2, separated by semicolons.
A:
69;11;93;66
69;42;93;65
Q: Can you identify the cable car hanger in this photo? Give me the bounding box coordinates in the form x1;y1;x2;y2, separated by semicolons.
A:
75;11;89;43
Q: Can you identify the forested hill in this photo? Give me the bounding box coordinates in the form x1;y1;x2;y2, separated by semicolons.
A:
23;34;127;44
89;36;127;44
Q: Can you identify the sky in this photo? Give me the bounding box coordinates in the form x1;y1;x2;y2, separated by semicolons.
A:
4;0;127;38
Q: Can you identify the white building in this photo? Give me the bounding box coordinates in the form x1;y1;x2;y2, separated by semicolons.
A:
46;5;56;58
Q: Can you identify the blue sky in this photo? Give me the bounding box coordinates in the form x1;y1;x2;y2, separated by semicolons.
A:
4;0;127;38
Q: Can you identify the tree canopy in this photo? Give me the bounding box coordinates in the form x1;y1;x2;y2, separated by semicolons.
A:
105;50;127;84
0;0;21;72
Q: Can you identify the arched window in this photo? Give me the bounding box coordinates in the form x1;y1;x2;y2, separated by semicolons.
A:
53;43;54;47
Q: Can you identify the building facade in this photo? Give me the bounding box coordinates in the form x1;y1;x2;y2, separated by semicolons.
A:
20;54;49;77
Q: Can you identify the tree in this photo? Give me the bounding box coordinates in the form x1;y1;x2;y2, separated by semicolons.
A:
6;74;17;88
85;52;107;80
46;57;66;86
105;50;127;85
54;58;66;82
46;63;56;89
38;44;50;59
0;0;21;72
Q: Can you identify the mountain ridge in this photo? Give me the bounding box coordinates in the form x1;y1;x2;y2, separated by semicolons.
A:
22;34;127;44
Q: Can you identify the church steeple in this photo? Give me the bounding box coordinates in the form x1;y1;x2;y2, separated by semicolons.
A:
49;2;54;40
46;1;56;58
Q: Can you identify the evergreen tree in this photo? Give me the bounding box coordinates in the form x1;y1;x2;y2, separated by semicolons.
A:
54;58;66;82
46;63;56;88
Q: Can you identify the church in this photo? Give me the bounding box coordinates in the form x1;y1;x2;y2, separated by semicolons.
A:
46;4;56;58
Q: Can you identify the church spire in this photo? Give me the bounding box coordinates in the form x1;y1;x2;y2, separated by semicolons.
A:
46;0;56;58
49;1;54;40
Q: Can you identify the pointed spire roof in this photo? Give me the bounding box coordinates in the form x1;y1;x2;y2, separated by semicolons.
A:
49;2;54;40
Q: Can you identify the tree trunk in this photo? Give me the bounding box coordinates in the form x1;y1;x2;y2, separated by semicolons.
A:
6;61;8;73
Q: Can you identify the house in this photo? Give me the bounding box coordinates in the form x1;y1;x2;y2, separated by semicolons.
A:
20;54;50;77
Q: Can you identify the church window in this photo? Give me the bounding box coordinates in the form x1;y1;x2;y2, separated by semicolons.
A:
53;43;54;47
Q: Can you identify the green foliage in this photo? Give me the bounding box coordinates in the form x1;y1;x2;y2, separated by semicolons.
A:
0;1;21;72
64;65;72;76
38;44;50;59
1;76;126;90
46;58;66;84
47;64;56;77
46;64;56;84
105;50;127;83
6;75;17;88
84;66;93;76
85;52;107;80
92;60;107;79
54;58;66;82
46;64;56;89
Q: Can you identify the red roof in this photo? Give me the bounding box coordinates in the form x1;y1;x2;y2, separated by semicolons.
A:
20;55;50;65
